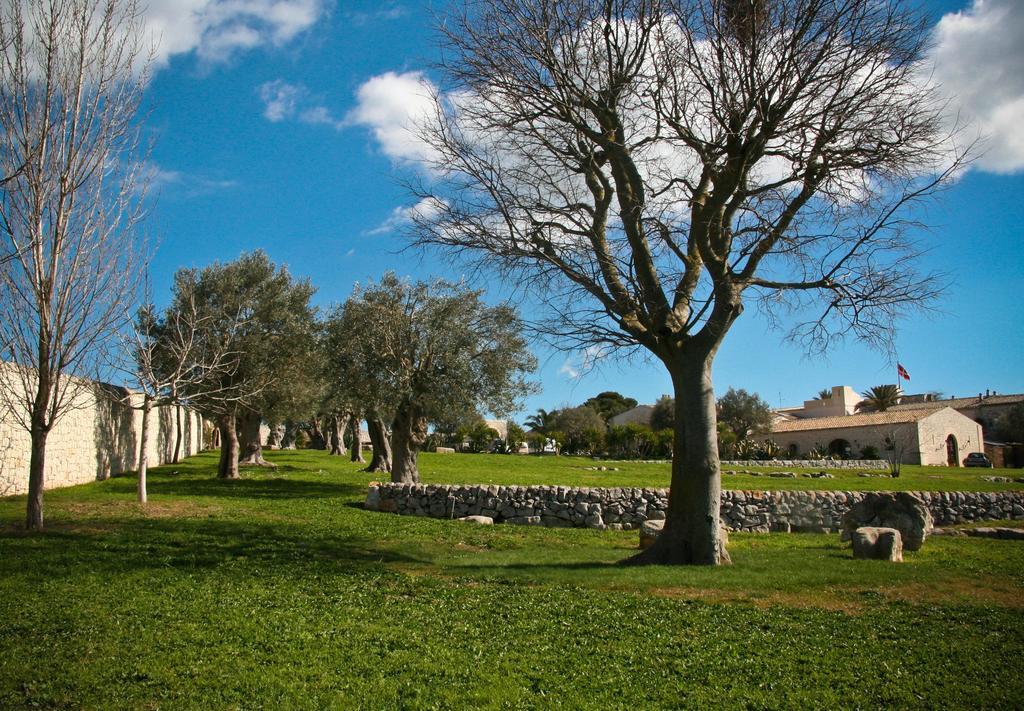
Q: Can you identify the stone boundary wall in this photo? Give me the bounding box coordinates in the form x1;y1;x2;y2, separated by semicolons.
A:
720;459;890;470
0;375;203;497
365;483;1024;533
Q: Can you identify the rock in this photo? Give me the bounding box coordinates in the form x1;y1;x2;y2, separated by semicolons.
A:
639;518;664;549
851;526;903;562
458;515;494;525
506;515;542;526
435;447;455;454
963;527;1024;540
584;513;605;528
364;485;381;511
841;492;933;551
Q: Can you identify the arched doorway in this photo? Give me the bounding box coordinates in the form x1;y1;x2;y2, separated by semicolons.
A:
946;434;959;467
828;438;852;459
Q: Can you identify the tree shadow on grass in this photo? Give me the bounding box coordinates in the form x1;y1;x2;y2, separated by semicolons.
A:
146;475;366;502
0;515;424;580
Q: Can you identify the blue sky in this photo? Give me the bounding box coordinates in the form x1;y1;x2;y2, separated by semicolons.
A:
140;0;1023;418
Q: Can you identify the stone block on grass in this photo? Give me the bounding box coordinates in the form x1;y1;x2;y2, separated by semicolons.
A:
851;526;903;562
841;492;932;551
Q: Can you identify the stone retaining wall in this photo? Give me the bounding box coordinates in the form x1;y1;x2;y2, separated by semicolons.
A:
720;459;889;470
365;482;1024;532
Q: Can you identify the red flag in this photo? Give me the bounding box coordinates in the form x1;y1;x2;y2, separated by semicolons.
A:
897;363;910;381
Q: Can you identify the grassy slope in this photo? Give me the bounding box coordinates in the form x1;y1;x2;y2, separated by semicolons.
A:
0;450;1020;709
415;451;1024;492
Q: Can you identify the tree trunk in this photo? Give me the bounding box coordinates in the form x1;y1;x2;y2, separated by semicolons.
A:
624;353;730;566
137;394;152;504
350;412;365;463
173;403;183;463
25;361;54;531
390;404;427;483
237;409;272;466
26;422;48;531
329;412;348;456
309;417;326;450
266;422;283;449
280;420;298;450
217;413;240;479
365;415;392;473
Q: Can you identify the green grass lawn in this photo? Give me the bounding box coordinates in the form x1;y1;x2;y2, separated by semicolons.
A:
415;451;1024;492
1;450;1022;709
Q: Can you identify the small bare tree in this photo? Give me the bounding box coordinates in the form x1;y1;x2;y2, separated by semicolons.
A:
112;294;244;503
413;0;967;563
883;428;913;478
0;0;150;530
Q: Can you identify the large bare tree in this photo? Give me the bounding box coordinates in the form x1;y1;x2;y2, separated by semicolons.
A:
0;0;150;530
412;0;966;563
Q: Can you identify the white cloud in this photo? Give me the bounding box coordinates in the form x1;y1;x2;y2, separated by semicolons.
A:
258;80;344;128
558;360;579;380
931;0;1024;173
259;80;301;121
346;71;439;164
346;3;408;26
367;197;447;235
558;346;607;381
141;162;237;198
141;0;325;69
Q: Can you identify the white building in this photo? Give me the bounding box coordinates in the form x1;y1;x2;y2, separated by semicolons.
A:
771;406;984;466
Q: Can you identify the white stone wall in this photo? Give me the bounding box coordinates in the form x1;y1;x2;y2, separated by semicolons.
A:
772;422;921;463
917;408;985;466
0;376;203;497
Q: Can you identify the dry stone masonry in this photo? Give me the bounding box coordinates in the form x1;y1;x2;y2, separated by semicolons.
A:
721;459;890;470
365;482;1024;532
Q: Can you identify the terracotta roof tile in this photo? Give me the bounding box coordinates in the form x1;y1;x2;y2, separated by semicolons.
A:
891;393;1024;411
771;408;940;433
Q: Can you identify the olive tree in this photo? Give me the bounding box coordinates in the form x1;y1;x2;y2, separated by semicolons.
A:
171;251;316;479
339;273;536;483
321;306;392;472
410;0;964;564
717;387;772;442
0;0;150;530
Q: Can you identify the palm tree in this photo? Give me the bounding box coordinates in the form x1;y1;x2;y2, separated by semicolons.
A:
524;408;553;434
816;389;833;400
856;385;902;412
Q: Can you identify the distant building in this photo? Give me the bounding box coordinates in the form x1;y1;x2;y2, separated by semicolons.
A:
774;385;862;420
608;405;654;427
771;406;983;466
890;391;1024;435
484;419;508;440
